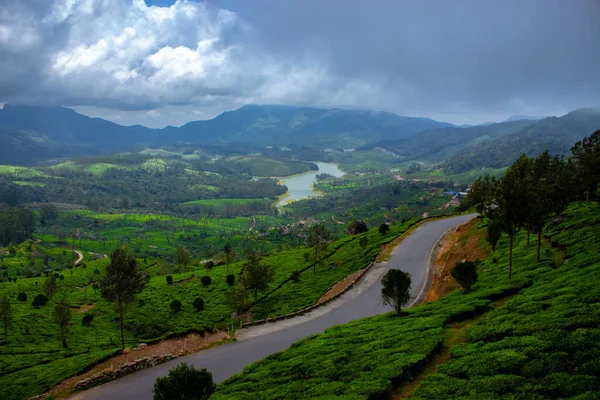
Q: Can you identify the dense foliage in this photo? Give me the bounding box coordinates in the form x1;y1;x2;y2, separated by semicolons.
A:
153;363;215;400
0;208;34;246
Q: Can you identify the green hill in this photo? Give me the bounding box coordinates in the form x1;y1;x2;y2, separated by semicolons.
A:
214;202;600;399
443;108;600;172
0;104;453;164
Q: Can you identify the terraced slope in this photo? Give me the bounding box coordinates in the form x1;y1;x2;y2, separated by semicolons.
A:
214;202;600;399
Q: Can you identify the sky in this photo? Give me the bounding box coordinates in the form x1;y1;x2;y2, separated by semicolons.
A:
0;0;599;128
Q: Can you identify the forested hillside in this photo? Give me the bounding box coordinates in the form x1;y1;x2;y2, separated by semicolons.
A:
443;108;600;172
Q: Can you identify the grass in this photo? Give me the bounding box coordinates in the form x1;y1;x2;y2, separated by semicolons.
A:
213;202;600;399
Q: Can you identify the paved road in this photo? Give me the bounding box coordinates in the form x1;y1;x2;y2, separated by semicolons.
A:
72;214;475;400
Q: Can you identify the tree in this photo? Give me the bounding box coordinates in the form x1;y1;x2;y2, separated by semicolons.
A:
43;275;58;299
378;223;390;235
571;130;600;201
193;297;204;311
348;220;368;235
153;363;215;400
175;247;190;272
381;269;411;314
243;254;275;301
224;242;232;272
170;299;182;313
0;294;12;342
451;261;478;291
359;236;369;250
486;220;502;250
526;152;565;262
100;248;146;350
494;155;531;279
306;223;331;273
225;287;248;315
39;204;58;227
53;298;72;348
32;293;49;308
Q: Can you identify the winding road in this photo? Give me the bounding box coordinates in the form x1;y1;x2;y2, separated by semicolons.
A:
71;214;476;400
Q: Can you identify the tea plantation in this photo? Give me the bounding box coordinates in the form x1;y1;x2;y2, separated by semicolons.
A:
213;202;600;399
0;214;412;399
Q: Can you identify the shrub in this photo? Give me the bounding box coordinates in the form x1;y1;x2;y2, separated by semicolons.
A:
17;292;27;302
153;363;215;400
291;270;301;283
166;275;173;285
379;223;390;235
32;293;49;308
170;299;182;313
193;297;205;312
226;274;235;286
348;220;369;235
201;276;211;287
82;313;94;326
451;261;479;291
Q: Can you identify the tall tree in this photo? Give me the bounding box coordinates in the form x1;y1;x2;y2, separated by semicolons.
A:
242;254;275;302
43;275;58;299
225;287;248;316
53;298;72;348
381;269;412;315
39;204;58;227
100;248;146;350
526;152;562;262
571;130;600;201
223;242;232;272
495;155;531;279
0;294;12;343
306;223;331;273
175;247;190;272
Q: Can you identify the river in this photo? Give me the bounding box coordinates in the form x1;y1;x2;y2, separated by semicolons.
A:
276;162;345;207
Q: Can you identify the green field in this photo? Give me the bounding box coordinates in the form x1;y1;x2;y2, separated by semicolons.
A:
214;202;600;399
181;198;267;207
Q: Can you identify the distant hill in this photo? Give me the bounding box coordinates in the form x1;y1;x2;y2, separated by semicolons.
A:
367;119;537;161
0;103;597;169
0;104;453;164
503;114;545;122
0;104;160;164
165;104;454;147
442;107;600;172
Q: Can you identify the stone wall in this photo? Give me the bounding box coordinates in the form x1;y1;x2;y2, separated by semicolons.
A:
74;354;177;390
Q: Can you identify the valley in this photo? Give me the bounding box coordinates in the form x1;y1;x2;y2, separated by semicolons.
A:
0;106;599;400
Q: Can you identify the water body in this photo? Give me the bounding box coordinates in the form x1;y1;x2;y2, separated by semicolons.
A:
276;162;345;207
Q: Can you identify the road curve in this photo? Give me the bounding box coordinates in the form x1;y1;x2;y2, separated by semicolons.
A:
71;214;476;400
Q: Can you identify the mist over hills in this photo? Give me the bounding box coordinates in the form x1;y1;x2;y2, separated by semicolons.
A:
0;103;598;171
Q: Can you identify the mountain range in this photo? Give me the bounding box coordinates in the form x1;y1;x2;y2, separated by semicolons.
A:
0;103;599;171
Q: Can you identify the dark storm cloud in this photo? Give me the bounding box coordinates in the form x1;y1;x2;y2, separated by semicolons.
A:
225;0;600;117
1;0;599;126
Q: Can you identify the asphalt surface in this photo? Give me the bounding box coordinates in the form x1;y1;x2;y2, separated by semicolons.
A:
72;213;476;400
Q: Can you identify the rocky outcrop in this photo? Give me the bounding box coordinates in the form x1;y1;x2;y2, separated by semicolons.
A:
74;354;177;390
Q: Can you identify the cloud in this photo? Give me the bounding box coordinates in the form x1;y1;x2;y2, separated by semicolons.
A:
1;0;599;126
